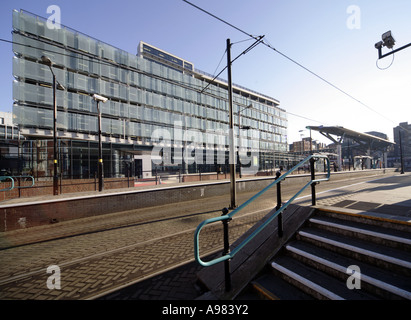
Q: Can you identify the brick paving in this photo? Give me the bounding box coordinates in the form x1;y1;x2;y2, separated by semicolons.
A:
1;172;408;300
99;259;206;300
0;189;271;300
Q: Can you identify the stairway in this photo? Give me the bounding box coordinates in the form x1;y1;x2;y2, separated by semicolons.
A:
240;209;411;300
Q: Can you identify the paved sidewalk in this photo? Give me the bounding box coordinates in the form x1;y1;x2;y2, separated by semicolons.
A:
0;185;272;300
295;172;411;223
1;172;409;300
101;172;411;300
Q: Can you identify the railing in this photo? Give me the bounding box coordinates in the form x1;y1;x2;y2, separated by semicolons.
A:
194;154;330;291
0;176;14;192
0;176;35;192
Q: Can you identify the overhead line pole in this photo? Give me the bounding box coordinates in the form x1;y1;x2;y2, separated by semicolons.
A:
227;38;236;210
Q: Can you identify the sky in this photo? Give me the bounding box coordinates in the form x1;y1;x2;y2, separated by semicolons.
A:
0;0;410;145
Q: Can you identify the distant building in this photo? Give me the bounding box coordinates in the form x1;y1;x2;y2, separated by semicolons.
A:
0;111;19;139
390;122;411;170
290;137;312;153
10;9;288;179
0;112;13;126
0;111;21;175
290;137;328;154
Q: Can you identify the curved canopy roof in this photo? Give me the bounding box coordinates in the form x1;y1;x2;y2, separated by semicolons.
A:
306;125;395;150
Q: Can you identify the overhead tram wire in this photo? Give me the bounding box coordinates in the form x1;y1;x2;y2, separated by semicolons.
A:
200;35;264;94
211;48;227;81
2;36;222;98
4;35;263;100
2;24;384;132
182;0;408;133
0;36;347;131
4;35;270;111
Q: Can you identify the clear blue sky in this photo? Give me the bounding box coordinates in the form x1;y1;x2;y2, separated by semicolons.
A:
1;0;410;144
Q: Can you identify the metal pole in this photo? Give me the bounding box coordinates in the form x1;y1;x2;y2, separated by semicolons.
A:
379;42;411;59
276;171;283;238
399;130;404;174
97;101;104;191
221;207;231;292
310;157;316;206
53;73;58;196
227;38;236;209
310;128;312;154
238;109;241;179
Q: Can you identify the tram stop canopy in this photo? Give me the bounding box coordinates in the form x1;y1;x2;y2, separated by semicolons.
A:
306;125;395;150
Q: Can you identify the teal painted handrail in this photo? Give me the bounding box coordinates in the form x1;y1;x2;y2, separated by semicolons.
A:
11;176;35;189
194;154;330;267
0;176;35;192
0;176;15;192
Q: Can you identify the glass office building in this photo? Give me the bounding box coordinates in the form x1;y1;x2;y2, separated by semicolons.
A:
11;9;288;178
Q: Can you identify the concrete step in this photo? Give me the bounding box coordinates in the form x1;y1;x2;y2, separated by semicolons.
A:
297;227;411;277
315;209;411;234
309;211;411;252
286;241;411;299
249;273;315;300
241;209;411;300
269;255;377;300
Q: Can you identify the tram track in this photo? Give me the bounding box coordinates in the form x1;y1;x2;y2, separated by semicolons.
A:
0;172;396;299
0;205;270;299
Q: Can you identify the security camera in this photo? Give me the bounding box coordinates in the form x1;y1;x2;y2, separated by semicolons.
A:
382;30;395;49
93;94;108;103
375;41;383;49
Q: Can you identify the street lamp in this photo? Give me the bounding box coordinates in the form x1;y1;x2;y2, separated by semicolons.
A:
399;128;405;174
93;94;108;191
238;104;252;178
41;55;65;196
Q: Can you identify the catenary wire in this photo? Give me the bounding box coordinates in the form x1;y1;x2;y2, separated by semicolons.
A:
0;36;399;134
0;29;402;134
182;0;407;133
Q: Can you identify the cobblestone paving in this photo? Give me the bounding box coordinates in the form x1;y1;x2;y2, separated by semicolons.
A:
0;192;270;300
1;172;405;300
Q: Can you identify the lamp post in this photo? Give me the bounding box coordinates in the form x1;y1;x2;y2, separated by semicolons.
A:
399;128;405;174
238;104;252;178
374;32;410;174
41;56;65;196
93;94;108;191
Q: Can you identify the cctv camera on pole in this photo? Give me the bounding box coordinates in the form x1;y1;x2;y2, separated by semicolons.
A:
375;30;411;60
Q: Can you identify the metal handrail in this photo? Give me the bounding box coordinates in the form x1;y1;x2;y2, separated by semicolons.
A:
0;176;35;192
194;154;330;269
0;176;15;192
11;176;35;189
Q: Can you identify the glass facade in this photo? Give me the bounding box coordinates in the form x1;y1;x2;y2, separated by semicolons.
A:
11;9;288;177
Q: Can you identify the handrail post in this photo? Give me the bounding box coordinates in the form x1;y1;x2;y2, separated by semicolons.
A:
275;170;283;238
221;207;232;292
310;157;317;206
193;154;331;270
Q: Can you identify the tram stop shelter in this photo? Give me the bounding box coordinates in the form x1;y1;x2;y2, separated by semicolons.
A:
306;125;395;170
